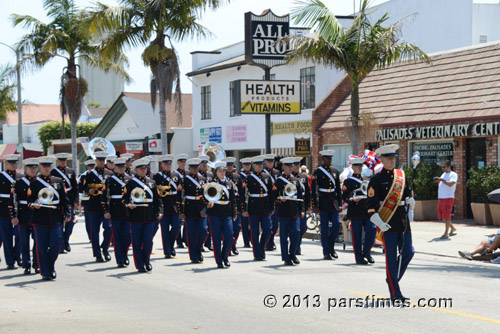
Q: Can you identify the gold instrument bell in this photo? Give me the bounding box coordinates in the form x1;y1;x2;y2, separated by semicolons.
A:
37;188;57;209
158;185;171;197
127;187;149;207
87;183;104;196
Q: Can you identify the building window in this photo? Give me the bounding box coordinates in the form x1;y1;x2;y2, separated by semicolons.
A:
480;35;488;43
229;81;240;117
201;86;211;120
323;144;351;170
300;67;315;109
262;74;276;80
410;141;454;166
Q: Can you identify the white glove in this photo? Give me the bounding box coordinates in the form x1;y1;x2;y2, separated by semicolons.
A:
370;213;391;232
405;197;416;210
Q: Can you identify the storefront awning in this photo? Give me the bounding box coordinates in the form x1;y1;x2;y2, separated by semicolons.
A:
260;147;295;157
0;144;18;162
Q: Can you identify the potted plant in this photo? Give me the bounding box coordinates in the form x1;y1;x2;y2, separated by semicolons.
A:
484;166;500;226
403;162;441;220
467;167;492;225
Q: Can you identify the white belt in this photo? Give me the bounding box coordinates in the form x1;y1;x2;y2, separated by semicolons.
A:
79;193;90;201
66;186;72;191
380;201;406;206
164;191;178;195
0;194;10;198
215;201;230;205
249;193;268;198
19;200;28;205
111;195;123;199
319;188;335;193
185;195;203;200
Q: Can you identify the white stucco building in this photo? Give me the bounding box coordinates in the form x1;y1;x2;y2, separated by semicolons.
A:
187;0;500;170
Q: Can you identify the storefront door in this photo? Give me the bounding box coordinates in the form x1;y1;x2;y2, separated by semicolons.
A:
466;138;487;218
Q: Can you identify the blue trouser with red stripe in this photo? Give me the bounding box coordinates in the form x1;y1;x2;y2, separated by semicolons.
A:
19;225;38;269
130;222;154;270
267;211;279;249
153;219;160;238
204;217;212;248
296;215;308;254
159;214;180;256
62;208;75;249
279;217;300;262
319;210;340;256
33;224;62;277
0;217;16;266
232;214;241;247
89;212;112;258
241;214;251;246
185;218;209;262
350;218;376;262
208;215;234;265
249;215;272;259
83;205;91;241
383;232;414;299
111;218;131;265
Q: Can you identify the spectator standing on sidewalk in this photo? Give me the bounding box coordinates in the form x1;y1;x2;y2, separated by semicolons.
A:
435;161;458;239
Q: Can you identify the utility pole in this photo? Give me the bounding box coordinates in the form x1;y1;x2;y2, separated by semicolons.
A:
264;67;271;154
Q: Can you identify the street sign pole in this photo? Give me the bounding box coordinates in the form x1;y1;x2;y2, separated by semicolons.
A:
264;67;271;154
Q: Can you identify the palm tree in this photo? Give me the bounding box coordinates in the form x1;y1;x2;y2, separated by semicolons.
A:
288;0;431;154
12;0;128;170
0;65;17;121
88;0;230;154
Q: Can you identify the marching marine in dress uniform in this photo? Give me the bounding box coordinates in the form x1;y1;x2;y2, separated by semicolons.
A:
121;153;134;177
198;155;213;251
263;154;280;251
179;158;209;263
275;157;305;266
28;156;71;280
312;150;342;260
206;162;237;268
103;157;131;268
78;159;95;241
52;153;78;253
242;156;275;261
367;144;415;302
11;158;39;274
342;157;376;265
153;154;182;258
0;154;22;269
222;157;243;255
239;157;252;248
292;157;311;256
83;151;113;262
175;153;188;249
123;158;163;272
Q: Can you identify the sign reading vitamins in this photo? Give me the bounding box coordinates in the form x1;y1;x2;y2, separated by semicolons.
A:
234;80;300;114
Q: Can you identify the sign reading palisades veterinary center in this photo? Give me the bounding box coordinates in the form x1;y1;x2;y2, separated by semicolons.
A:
234;80;301;114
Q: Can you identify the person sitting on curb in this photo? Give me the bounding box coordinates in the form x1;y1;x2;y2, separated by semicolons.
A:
459;229;500;263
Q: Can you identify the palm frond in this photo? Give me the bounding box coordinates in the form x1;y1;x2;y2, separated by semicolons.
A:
291;0;343;42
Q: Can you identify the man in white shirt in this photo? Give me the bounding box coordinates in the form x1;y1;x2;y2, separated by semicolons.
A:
434;161;458;239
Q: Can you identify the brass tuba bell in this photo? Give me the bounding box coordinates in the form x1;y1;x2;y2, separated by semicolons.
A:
88;137;116;160
201;142;226;168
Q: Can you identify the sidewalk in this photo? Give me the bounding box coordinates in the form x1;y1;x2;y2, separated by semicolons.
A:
304;219;500;259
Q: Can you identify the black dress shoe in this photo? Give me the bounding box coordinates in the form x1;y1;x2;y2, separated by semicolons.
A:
323;254;333;260
191;260;201;264
96;256;105;263
59;249;66;254
291;257;300;265
124;258;130;266
102;249;112;261
243;244;251;248
146;263;153;271
7;264;16;269
50;271;57;280
284;260;295;266
165;254;172;259
262;252;266;260
232;247;239;255
42;275;51;281
272;244;277;250
24;268;31;275
171;249;176;256
117;263;125;268
199;254;204;262
364;254;375;264
201;247;207;252
34;267;40;274
138;268;147;273
17;260;22;267
177;244;184;248
296;249;302;256
223;259;231;267
65;243;71;252
356;259;368;265
217;263;224;268
207;245;213;251
331;250;338;259
254;257;264;261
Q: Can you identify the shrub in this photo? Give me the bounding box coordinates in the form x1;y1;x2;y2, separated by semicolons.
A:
402;162;442;200
468;165;500;203
38;121;97;155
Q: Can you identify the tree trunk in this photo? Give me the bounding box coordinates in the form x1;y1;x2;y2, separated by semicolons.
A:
159;82;168;154
70;118;78;171
350;82;360;154
61;113;66;139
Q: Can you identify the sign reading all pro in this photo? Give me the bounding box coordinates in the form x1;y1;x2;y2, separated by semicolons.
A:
235;80;300;114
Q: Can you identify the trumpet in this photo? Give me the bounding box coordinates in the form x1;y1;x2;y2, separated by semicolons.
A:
127;187;149;207
36;188;57;209
279;183;303;202
204;182;223;202
87;183;104;196
158;185;172;197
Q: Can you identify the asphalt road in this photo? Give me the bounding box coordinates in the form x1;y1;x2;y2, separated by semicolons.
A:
1;218;499;333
